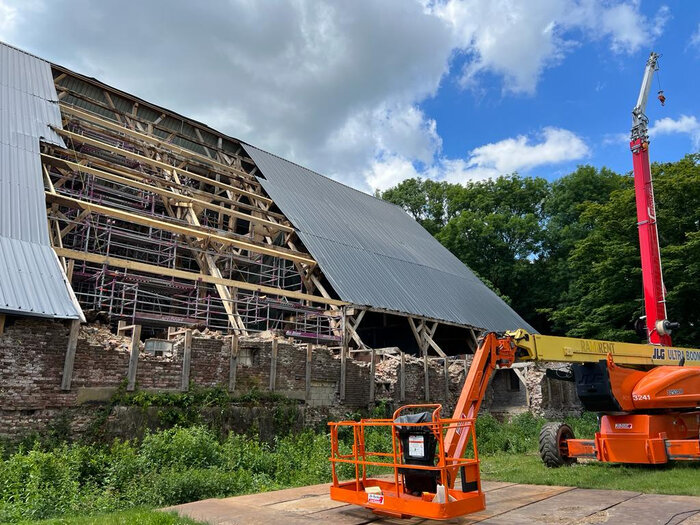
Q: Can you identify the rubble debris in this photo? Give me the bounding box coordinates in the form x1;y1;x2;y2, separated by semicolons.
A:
80;324;134;353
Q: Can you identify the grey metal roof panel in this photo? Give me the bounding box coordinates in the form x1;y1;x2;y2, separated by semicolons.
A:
0;42;82;320
0;237;82;318
242;143;535;333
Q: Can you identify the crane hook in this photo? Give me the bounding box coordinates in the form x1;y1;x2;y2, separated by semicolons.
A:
657;90;665;106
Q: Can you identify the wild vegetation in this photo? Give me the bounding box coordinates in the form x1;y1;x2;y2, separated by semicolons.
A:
2;412;697;524
379;154;700;344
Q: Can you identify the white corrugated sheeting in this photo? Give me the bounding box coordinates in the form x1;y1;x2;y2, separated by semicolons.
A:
0;42;83;319
243;143;535;333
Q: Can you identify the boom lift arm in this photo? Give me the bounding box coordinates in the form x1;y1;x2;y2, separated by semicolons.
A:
506;330;699;466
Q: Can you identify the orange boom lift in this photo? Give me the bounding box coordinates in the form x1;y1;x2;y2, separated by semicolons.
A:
328;52;699;520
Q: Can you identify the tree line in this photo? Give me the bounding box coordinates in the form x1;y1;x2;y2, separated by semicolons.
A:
378;154;700;346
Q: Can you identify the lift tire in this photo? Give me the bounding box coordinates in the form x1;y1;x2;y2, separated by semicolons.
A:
539;422;576;468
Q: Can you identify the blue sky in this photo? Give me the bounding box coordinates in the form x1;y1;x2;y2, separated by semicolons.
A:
1;0;698;191
421;0;700;182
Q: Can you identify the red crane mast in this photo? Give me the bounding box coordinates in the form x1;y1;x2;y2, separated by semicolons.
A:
630;51;676;345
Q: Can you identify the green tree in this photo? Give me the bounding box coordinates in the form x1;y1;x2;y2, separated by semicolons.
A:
539;166;630;333
653;154;700;345
381;178;455;235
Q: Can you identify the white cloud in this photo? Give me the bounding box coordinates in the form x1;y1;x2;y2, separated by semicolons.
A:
0;0;667;192
602;132;629;146
367;126;590;191
365;155;423;192
690;23;700;50
443;127;589;183
432;0;667;95
0;0;18;39
433;0;570;94
649;115;700;150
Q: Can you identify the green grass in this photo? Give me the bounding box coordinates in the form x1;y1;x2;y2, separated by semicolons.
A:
481;453;700;496
17;509;201;525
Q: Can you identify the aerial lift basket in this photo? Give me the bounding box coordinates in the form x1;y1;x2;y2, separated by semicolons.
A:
328;404;485;520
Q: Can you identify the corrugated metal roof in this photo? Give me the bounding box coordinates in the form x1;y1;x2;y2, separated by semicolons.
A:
0;42;83;319
242;144;535;333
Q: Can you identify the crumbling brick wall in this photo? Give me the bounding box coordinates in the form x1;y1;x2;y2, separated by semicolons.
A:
0;317;581;440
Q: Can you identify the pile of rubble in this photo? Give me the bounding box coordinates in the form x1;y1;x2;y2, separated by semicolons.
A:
79;323;135;353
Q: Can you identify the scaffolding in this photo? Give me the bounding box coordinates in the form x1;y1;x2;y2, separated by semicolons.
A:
42;67;345;343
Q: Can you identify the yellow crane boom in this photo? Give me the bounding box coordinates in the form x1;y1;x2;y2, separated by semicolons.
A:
508;329;700;367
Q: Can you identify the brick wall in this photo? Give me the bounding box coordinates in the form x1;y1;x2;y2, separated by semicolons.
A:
0;317;577;440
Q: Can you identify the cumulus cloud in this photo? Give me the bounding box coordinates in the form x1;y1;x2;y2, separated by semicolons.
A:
432;0;667;95
365;127;590;192
649;115;700;150
0;0;667;192
432;0;569;94
565;1;670;54
365;155;423;192
443;127;590;183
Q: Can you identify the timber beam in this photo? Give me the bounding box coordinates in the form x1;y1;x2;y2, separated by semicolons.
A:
53;70;256;167
42;154;293;234
53;127;269;204
44;146;286;221
408;318;445;357
60;104;260;186
52;247;346;307
46;193;315;266
345;309;368;349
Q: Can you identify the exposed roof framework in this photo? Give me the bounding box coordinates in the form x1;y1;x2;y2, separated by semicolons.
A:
2;41;534;353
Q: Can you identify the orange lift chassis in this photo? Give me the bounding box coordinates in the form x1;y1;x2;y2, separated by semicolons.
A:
328;51;700;520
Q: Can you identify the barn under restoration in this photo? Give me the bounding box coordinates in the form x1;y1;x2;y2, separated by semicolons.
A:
0;40;534;358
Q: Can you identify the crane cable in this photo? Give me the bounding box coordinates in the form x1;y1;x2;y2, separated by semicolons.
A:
656;55;665;106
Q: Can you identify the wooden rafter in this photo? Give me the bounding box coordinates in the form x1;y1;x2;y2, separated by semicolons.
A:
52;70;255;169
45;146;285;220
45;193;315;266
54;127;268;204
408;317;446;357
168;169;247;335
53;248;346;307
42;154;292;234
60;104;259;186
345;309;368;349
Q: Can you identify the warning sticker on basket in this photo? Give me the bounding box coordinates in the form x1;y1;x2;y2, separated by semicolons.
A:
368;493;384;505
408;435;425;457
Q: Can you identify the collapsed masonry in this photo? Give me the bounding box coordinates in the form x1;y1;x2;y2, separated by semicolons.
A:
0;318;581;440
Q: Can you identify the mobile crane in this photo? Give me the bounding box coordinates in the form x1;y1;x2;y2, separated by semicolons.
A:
328;51;699;520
